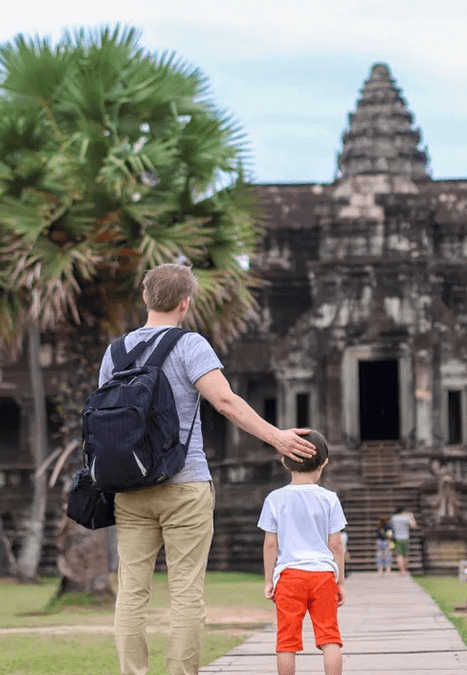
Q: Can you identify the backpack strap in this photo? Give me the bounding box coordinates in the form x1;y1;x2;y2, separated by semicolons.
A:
185;394;201;450
144;327;193;368
110;327;170;373
145;327;200;451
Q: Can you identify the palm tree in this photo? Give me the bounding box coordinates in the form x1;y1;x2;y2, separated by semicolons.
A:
0;94;102;581
0;25;261;587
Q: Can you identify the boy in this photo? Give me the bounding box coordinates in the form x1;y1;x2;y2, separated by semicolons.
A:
258;430;346;675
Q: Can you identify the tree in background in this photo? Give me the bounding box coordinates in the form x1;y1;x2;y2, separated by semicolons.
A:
0;25;261;584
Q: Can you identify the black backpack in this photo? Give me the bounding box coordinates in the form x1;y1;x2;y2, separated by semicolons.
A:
81;327;199;494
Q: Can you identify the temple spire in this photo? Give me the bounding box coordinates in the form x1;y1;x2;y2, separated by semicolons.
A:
337;63;430;179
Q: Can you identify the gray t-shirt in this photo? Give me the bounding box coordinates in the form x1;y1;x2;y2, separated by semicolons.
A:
98;326;223;484
390;514;411;540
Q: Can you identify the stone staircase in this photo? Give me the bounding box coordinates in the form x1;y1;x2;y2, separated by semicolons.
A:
340;442;425;574
361;441;402;484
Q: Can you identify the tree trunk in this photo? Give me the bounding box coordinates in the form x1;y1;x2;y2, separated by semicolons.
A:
17;325;48;581
55;513;115;598
0;515;18;577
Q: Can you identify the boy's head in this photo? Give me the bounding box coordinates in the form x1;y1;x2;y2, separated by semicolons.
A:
282;430;329;473
143;264;198;312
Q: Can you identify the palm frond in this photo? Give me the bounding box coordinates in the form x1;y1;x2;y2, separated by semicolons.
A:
135;220;212;284
4;234;101;327
185;267;262;349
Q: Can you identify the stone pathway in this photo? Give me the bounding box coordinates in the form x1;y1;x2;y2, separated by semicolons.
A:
200;572;467;674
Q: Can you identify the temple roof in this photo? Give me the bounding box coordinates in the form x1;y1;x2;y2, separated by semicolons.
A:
337;63;430;180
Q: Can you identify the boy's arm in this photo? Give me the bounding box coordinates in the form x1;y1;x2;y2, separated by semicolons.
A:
328;531;346;606
263;531;278;599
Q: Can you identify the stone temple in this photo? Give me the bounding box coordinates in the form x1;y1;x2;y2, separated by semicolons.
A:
2;63;467;574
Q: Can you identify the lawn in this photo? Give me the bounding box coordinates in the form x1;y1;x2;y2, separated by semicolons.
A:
414;575;467;645
0;572;274;675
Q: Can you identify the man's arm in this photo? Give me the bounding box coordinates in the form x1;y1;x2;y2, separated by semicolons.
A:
263;531;278;599
407;511;418;528
195;368;316;460
328;531;346;606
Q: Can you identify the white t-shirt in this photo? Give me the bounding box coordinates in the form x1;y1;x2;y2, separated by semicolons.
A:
257;483;347;587
98;326;223;484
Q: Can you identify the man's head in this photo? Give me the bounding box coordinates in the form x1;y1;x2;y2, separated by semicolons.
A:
282;430;329;473
143;264;198;313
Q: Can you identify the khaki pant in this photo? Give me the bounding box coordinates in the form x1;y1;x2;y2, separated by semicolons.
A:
114;482;214;675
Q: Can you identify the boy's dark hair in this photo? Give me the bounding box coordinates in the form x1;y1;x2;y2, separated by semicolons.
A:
282;430;328;472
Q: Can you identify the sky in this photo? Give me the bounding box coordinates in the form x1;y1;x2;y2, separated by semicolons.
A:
1;0;466;184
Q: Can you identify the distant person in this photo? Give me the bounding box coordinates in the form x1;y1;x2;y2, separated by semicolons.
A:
258;430;347;675
375;517;393;576
390;507;417;575
98;263;317;675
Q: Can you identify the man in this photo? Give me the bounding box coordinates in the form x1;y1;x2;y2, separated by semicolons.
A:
390;506;417;575
98;263;316;675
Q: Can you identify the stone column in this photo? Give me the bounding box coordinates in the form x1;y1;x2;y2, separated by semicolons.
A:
326;353;343;444
414;350;433;446
342;347;361;447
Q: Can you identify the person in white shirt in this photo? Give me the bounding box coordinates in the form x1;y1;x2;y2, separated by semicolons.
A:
390;507;417;575
258;430;347;675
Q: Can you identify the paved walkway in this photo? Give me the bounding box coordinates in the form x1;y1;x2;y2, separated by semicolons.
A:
200;572;467;674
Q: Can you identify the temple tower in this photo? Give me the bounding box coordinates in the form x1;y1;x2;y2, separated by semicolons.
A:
338;63;430;179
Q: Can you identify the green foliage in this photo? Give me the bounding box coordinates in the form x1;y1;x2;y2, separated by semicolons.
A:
0;24;261;353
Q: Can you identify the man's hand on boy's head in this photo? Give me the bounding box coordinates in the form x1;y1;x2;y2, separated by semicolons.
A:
264;582;274;600
274;428;316;461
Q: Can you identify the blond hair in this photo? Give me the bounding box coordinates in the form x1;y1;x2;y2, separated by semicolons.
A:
143;264;198;312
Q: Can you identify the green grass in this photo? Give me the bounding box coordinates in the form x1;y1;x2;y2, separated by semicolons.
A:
414;575;467;645
0;632;247;675
0;572;270;674
157;571;271;610
0;578;115;628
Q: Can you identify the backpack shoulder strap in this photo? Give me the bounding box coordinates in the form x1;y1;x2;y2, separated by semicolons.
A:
145;327;199;451
110;328;170;373
145;328;193;368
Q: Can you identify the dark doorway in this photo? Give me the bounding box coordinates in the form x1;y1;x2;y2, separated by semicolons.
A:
448;390;462;445
264;397;277;426
359;360;400;441
0;397;21;463
296;393;309;428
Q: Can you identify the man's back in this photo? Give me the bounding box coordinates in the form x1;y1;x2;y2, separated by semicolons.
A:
99;325;223;484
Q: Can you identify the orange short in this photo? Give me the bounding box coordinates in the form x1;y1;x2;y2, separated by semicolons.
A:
274;569;342;652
